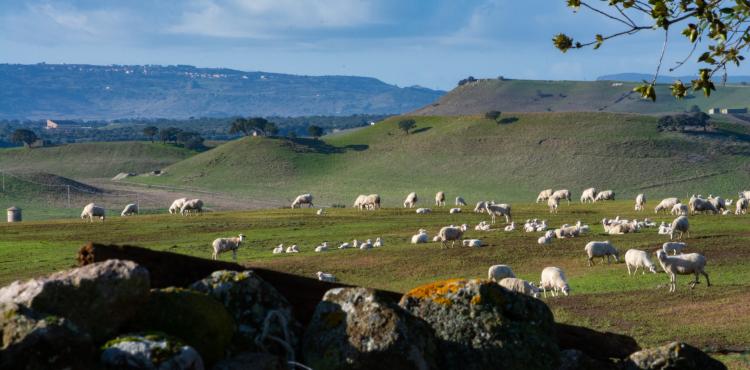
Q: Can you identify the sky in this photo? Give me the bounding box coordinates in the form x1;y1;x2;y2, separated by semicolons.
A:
1;0;748;90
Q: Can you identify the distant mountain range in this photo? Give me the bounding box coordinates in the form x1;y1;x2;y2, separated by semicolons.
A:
0;63;445;120
597;73;750;84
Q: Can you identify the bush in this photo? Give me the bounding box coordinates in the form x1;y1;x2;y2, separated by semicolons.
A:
484;111;502;120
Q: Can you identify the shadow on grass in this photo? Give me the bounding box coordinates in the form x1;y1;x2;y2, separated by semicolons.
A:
283;137;369;154
411;126;432;134
683;128;750;143
497;117;519;125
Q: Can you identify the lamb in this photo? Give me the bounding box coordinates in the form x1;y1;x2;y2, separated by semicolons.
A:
594;190;615;202
725;199;734;206
81;203;105;222
483;203;512;224
121;203;138;216
474;221;491;231
211;234;245;260
539;267;570;297
655;250;710;292
662;242;687;255
338;242;351;249
435;224;467;248
487;264;516;281
537;235;552;245
624;249;657;275
536;189;553;203
272;244;284;254
291;193;314;208
435;191;446;207
654;197;680;214
373;237;383;247
689;195;717;214
403;192;418;208
449;208;462;214
670;216;690;240
584;241;620;266
416;208;432;214
722;210;732;215
285;245;299;253
504;222;516;232
359;239;373;250
314;242;329;252
498;278;540;298
580;187;597;203
547;196;559;214
671;203;688;216
735;197;748;215
634;193;646;211
317;271;337;283
658;222;672;235
316;208;324;216
455;196;467;206
544;230;555;239
462;239;482;248
552;189;571;203
180;199;204;216
555;224;581;238
169;198;187;214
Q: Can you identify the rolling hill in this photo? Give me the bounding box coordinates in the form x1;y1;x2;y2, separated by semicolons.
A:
130;112;750;205
0;64;444;119
411;79;750;116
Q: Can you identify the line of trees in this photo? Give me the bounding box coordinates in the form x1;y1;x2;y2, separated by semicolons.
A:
142;126;205;149
657;112;712;132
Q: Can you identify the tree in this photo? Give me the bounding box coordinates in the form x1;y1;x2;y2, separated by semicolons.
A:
457;76;477;86
555;1;748;101
159;127;182;143
143;126;158;142
229;118;251;136
176;131;205;150
229;117;278;137
484;111;502;120
11;129;38;147
397;119;416;134
307;125;324;139
693;111;711;132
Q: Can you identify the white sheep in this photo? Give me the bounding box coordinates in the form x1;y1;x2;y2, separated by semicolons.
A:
584;241;620;266
317;271;337;283
635;193;646;211
316;208;324;216
504;222;516;232
689;195;717;214
654;197;680;214
314;242;329;252
291;193;314;208
272;244;284;254
575;220;590;234
547;196;559;214
462;239;482;248
403;192;418;208
483;203;512;224
552;189;571;203
594;190;615;202
416;208;432;214
338;242;351;249
352;240;359;248
536;220;548;232
353;195;367;209
211;234;245;260
726;199;734;206
285;245;299;253
708;195;726;212
120;203;138;217
354;194;380;210
169;198;187;214
536;189;553;203
735;197;748;215
455;196;467;206
359;239;373;250
580;187;597;203
544;230;555;239
180;199;204;216
624;249;657;275
435;191;446;207
474;201;488;213
655;250;710;292
498;278;540;298
657;222;672;235
81;203;106;222
740;190;750;199
487;264;516;281
662;242;686;255
435;224;467;248
539;267;570;297
373;237;383;247
670;216;690;240
722;210;732;215
537;235;552;245
475;221;491;231
449;208;462;214
411;229;429;244
671;203;688;216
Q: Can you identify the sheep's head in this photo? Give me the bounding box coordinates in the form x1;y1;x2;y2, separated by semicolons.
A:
561;285;570;296
238;234;246;241
648;265;657;273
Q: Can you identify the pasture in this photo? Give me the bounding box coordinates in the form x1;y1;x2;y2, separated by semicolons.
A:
0;199;748;360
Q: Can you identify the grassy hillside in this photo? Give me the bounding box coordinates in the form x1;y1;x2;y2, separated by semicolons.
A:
131;112;750;205
412;79;750;115
0;141;196;179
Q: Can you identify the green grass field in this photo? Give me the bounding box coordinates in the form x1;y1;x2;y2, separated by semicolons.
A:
1;201;748;366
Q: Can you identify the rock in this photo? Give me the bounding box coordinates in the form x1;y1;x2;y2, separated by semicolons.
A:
0;259;150;342
0;302;95;370
190;270;299;354
101;333;204;370
557;349;618;370
399;279;559;370
555;322;640;360
112;172;136;181
212;352;288;370
303;287;440;370
623;342;726;370
127;287;235;366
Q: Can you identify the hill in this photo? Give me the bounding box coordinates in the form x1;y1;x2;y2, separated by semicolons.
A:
130;112;750;205
411;79;750;116
0;64;444;119
598;72;750;84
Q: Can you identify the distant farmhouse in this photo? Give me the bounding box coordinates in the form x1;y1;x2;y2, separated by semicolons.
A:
708;107;748;115
46;119;86;130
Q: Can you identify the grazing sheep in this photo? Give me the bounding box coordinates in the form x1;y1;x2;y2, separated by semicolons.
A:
671;203;689;216
708;195;726;212
449;208;462;214
81;203;105;222
635;193;646;211
314;242;329;252
211;234;245;260
353;194;380;210
658;222;672;235
338;242;351;249
536;189;553;203
404;192;418;208
584;241;620;266
504;222;516;232
462;239;482;248
286;245;299;253
411;229;429;244
272;244;284;254
373;237;383;247
483;203;512;224
180;199;204;216
740;190;750;199
317;271;337;282
624;249;657;275
539;267;570;297
169;198;187;214
552;189;571;203
353;195;367;209
316;208;324;215
416;208;432;214
455;196;467;206
735;197;748;215
359;239;373;250
662;242;687;255
594;190;615;202
435;191;446;207
498;278;540;298
474;201;488;213
670;216;690;240
436;224;467;248
547;196;559;214
291;193;314;208
655;250;710;292
688;195;717;214
121;203;138;216
488;264;516;281
580;187;597;203
654;197;680;214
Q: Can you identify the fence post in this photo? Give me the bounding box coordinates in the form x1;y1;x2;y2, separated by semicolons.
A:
67;186;71;208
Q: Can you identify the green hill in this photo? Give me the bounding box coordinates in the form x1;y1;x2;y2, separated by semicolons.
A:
131;112;750;205
412;79;750;116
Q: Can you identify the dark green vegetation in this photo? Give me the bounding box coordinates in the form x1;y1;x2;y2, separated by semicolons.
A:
0;64;444;119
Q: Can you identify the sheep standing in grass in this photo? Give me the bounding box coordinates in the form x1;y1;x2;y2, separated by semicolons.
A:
594;190;615;202
654;197;680;214
662;242;687;255
455;196;467;206
584;241;619;266
580;188;597;203
483;203;512;224
180;199;204;216
435;191;446;207
552;189;571;204
81;203;105;222
353;195;366;209
169;198;187;214
121;203;138;216
671;203;688;216
540;267;570;297
735;197;748;215
403;192;418;208
488;264;516;281
212;234;245;260
708;195;726;212
536;189;553;203
741;190;750;199
317;271;337;282
624;249;657;275
547;196;559;214
365;194;381;209
474;201;488;213
291;193;314;208
688;195;717;215
655;250;710;292
670;216;690;240
635;193;646;211
498;278;540;298
435;224;467;248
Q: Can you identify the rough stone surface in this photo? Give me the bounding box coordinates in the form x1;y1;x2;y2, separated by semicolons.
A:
190;270;299;354
212;352;288;370
303;287;440;370
101;333;204;370
128;287;235;366
0;302;95;370
399;278;559;370
0;259;149;342
623;342;726;370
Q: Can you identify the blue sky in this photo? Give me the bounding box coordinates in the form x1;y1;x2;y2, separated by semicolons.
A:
1;0;747;90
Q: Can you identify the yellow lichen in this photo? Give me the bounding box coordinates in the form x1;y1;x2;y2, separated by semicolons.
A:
470;295;482;306
404;279;466;306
